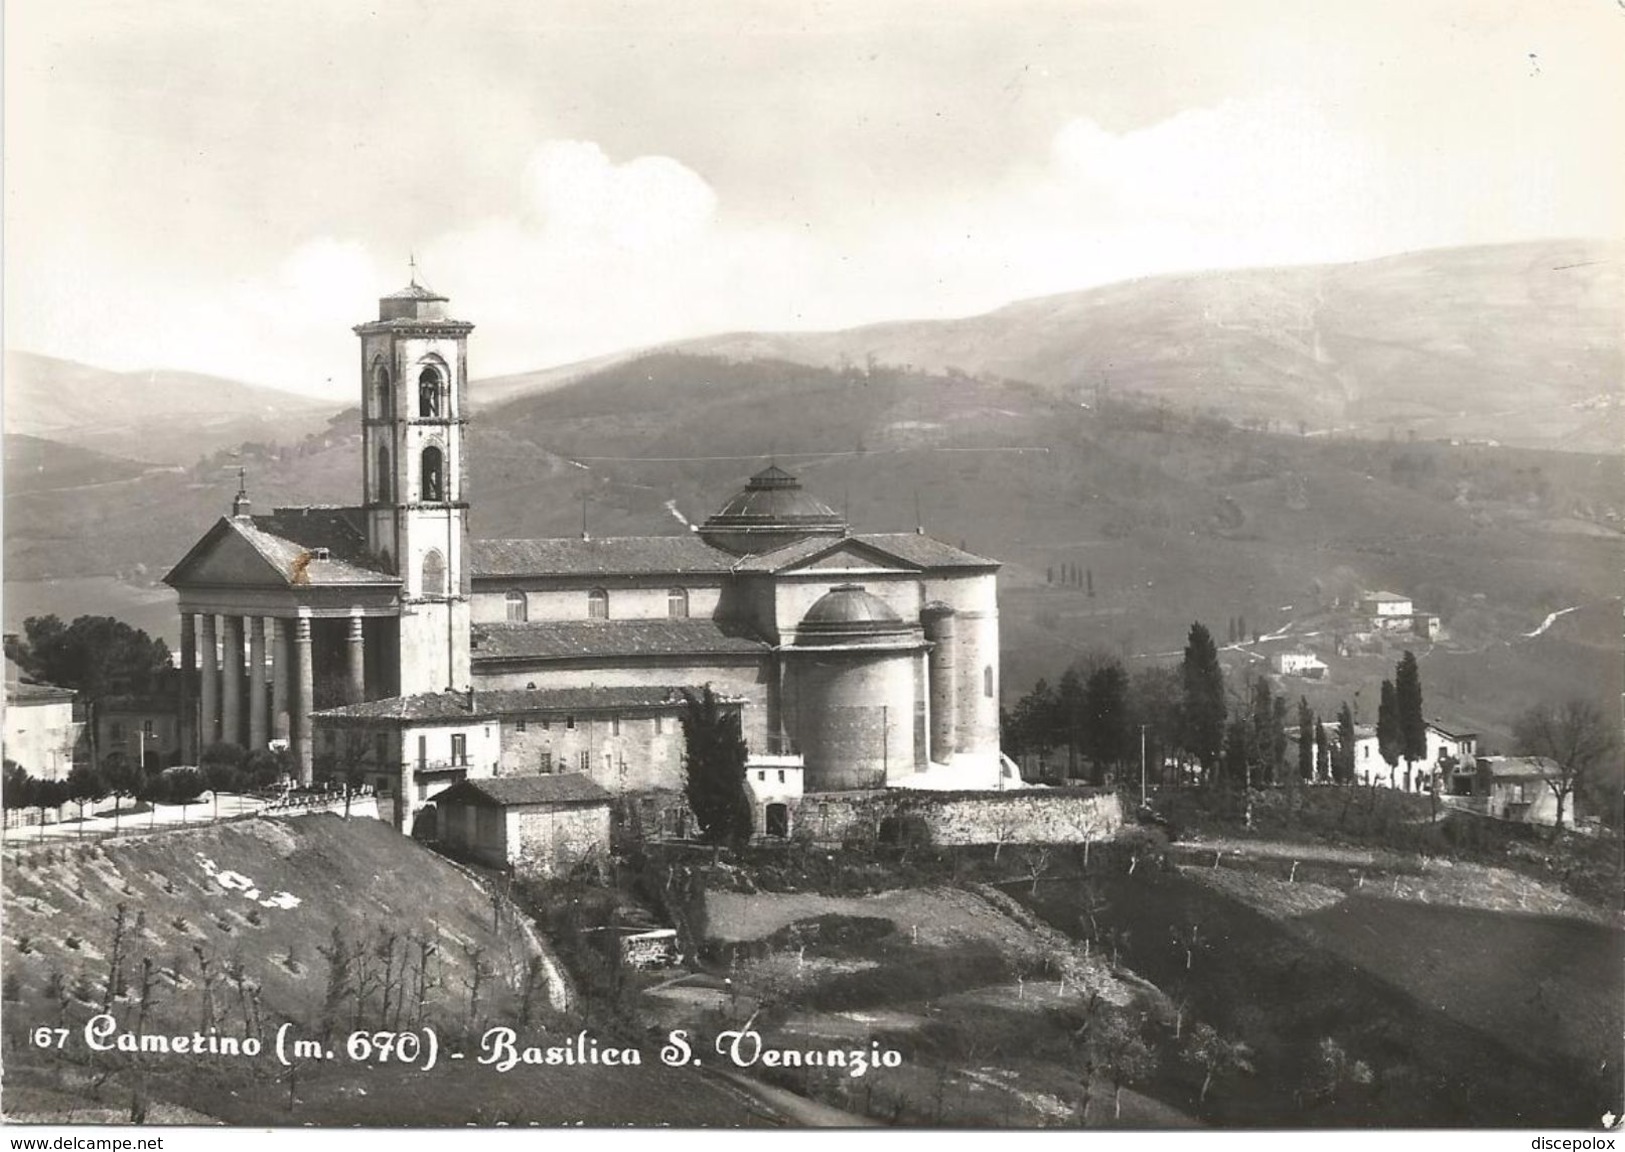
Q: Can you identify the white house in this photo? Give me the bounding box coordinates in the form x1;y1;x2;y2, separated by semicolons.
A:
1271;650;1328;678
1360;591;1414;617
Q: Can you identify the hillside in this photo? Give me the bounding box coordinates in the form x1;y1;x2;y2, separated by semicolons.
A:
474;240;1625;455
6;352;1619;748
0;815;770;1126
3;351;341;466
3;434;155;496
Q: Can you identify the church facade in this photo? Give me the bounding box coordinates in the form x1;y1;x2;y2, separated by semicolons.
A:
165;284;1005;836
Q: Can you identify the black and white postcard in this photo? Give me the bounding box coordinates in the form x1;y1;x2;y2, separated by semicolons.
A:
3;0;1621;1137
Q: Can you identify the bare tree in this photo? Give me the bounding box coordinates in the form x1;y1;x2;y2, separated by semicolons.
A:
1511;698;1618;834
1021;845;1053;896
1170;922;1205;971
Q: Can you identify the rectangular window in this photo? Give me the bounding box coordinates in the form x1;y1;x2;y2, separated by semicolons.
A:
541;718;551;731
451;733;468;766
142;719;155;738
757;770;766;781
654;716;664;735
611;716;621;736
579;750;590;772
516;719;527;733
539;751;553;773
778;770;786;783
110;721;125;744
417;735;427;769
566;716;575;730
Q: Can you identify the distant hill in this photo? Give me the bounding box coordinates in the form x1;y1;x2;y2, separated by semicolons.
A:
2;433;154;496
3;351;342;466
479;240;1624;454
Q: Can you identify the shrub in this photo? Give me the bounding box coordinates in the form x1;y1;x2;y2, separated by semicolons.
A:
63;933;81;951
16;934;33;955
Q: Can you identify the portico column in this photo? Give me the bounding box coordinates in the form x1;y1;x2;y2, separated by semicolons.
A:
294;617;314;785
346;615;366;704
271;619;291;743
248;616;269;752
199;615;219;749
180;613;198;763
221;616;244;748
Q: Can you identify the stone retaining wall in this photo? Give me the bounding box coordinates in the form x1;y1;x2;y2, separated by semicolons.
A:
791;787;1123;846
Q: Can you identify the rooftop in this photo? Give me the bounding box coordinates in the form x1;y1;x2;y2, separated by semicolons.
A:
472;535;734;579
471;619;768;663
313;690;484;724
437;774;613;808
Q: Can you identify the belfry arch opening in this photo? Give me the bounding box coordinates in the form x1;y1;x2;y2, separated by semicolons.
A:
421;549;446;597
421;445;444;502
418;365;446;417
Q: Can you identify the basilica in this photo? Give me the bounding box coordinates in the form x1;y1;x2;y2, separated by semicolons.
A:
165;283;1006;836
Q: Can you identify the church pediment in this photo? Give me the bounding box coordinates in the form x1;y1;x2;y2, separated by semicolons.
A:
781;540;922;574
165;519;292;588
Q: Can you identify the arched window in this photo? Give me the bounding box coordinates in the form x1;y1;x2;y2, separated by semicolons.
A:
667;587;689;618
420;445;444;502
422;549;446;598
418;366;444;418
373;363;392;417
376;445;391;502
983;665;994;698
588;588;608;619
505;590;528;622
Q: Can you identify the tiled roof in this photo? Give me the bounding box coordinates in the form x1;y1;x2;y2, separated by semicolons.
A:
382;282;447;301
476;686;739;714
857;533;999;569
438;774;612;807
1478;755;1560;780
246;507;393;583
472;619;767;662
4;681;76;704
313;691;485;723
730;532;1000;572
472;536;735;578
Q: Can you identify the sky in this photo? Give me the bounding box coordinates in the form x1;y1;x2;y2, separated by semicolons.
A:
7;0;1624;399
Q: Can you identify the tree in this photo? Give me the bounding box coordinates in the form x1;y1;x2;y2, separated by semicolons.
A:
1057;667;1088;778
1376;680;1400;776
1270;696;1289;785
5;615;171;698
1249;678;1275;786
1008;679;1060;765
679;687;752;848
1395;652;1426;790
1335;702;1357;784
3;761;31;832
1083;661;1130;782
66;763;108;835
1315;720;1330;782
1128;666;1182;789
1307;1036;1373;1105
1183;1022;1255;1103
1180;623;1226;777
1297;697;1314;782
30;777;68;840
1512;699;1619;835
159;768;206;824
1093;1012;1158;1120
102;755;143;833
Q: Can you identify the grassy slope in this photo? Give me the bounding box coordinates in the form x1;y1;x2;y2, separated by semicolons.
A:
1;815;771;1126
1021;864;1617;1127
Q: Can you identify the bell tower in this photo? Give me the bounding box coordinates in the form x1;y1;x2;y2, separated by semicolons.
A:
354;276;473;693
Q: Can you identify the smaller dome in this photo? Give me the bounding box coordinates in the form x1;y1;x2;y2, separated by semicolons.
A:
796;584;913;645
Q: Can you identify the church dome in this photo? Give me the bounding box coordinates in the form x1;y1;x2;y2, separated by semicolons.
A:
698;466;847;555
795;585;912;645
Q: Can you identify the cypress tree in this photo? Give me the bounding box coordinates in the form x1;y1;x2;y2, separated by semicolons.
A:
1336;701;1358;784
1180;623;1226;778
1395;651;1426;789
1297;697;1314;781
1315;720;1330;781
1377;679;1401;776
679;686;753;848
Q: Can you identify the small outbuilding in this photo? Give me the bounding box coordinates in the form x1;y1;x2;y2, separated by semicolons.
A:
433;773;613;876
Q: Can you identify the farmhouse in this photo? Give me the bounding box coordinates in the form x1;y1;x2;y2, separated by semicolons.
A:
1270;649;1327;678
163;281;1010;841
431;774;614;876
1472;756;1571;826
2;672;79;782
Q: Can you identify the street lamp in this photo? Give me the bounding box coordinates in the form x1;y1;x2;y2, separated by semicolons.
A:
135;730;160;829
